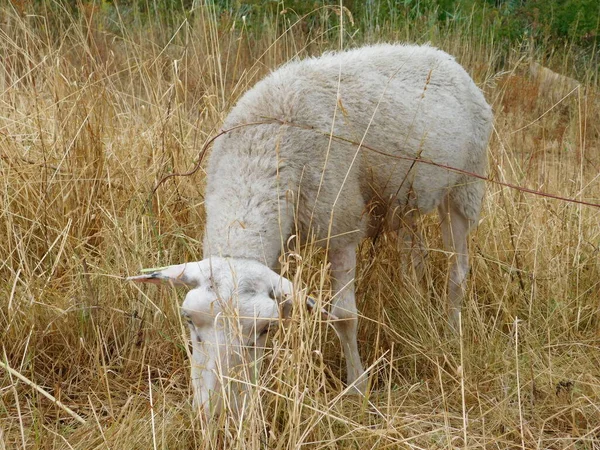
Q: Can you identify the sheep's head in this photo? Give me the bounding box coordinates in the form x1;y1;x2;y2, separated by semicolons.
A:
127;257;333;417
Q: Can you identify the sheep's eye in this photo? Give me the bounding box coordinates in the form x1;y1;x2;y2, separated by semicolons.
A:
189;325;202;344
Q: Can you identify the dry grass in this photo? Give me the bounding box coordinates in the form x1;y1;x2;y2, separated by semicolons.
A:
1;3;600;449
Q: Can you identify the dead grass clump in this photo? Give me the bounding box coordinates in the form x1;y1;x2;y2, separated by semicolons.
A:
1;3;600;449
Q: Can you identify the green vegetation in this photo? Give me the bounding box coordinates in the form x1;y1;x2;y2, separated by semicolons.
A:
26;0;598;75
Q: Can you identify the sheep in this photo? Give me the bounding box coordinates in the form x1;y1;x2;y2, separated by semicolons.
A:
529;60;581;104
129;43;493;417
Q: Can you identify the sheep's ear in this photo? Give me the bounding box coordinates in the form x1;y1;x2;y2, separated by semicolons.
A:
126;263;202;288
265;269;337;321
280;298;294;319
280;296;338;321
306;296;338;321
267;273;294;317
268;272;293;300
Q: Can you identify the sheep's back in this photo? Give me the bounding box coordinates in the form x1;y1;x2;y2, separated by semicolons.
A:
208;44;492;250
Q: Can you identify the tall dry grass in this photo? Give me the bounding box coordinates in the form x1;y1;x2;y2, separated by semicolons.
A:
1;2;599;449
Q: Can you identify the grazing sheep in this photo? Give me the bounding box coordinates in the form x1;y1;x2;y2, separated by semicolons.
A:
529;60;581;104
129;43;493;417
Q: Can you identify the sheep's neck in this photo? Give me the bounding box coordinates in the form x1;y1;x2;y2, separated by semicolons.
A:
203;193;294;269
203;128;300;268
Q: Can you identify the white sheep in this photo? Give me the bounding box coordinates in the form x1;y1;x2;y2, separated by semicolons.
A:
129;43;493;417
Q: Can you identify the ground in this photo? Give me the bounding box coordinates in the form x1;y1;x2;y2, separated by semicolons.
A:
1;4;599;449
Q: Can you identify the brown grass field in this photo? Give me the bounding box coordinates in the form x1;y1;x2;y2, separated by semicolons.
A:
1;3;599;449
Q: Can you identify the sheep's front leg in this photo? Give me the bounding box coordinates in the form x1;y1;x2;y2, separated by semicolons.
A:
329;244;367;394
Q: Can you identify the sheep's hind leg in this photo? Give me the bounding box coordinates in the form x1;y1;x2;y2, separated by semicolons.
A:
438;197;473;333
328;244;367;394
